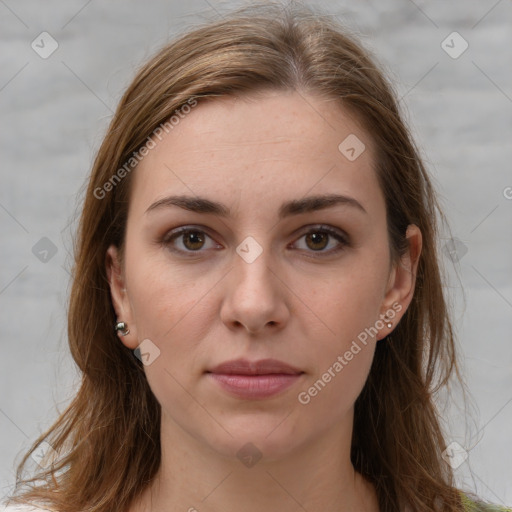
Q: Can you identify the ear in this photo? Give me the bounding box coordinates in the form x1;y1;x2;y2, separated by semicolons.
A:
105;244;138;349
377;224;422;340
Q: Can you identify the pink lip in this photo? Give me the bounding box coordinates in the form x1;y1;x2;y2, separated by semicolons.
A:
206;358;304;399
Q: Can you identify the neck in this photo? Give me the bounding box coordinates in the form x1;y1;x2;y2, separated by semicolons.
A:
130;409;379;512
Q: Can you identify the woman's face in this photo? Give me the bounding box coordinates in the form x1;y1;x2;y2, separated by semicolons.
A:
107;90;420;460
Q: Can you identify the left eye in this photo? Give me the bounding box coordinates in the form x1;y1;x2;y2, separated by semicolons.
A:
292;227;347;254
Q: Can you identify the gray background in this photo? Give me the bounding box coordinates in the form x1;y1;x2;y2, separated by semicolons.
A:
1;0;511;507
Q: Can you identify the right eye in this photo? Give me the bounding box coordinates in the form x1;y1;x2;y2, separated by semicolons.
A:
161;226;222;255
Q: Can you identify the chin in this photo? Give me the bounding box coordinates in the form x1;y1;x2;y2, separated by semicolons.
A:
199;417;304;464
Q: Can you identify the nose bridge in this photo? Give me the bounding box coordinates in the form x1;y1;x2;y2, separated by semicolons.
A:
233;234;276;295
220;233;289;332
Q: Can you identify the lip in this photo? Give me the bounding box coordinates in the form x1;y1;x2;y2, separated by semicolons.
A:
206;358;304;399
207;358;303;376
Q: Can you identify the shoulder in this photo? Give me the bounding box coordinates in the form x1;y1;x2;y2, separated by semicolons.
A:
460;491;512;511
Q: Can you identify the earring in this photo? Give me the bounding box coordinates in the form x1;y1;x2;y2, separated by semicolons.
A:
382;315;393;329
115;321;130;336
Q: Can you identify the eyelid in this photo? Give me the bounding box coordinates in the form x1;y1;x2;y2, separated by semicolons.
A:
294;224;348;242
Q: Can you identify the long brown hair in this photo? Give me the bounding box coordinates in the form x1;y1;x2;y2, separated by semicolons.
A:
4;2;482;511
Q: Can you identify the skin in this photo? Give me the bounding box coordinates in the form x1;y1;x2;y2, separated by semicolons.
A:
106;89;422;512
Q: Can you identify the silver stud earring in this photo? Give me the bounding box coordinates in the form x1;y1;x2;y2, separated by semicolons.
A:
115;321;130;336
382;315;393;329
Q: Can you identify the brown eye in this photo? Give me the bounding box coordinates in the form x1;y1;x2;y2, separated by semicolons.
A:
162;227;220;255
305;232;329;251
182;230;205;250
293;226;348;256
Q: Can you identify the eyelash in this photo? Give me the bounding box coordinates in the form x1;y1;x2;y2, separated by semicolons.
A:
161;225;349;258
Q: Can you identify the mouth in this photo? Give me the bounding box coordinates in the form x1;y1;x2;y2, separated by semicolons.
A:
205;358;304;399
206;358;304;376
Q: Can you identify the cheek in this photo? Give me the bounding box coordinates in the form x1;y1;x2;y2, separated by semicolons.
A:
292;247;388;406
130;271;207;341
125;250;221;369
293;255;388;345
125;234;197;325
303;344;375;408
297;317;377;422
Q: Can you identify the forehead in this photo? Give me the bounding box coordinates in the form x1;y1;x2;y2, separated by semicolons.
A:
129;90;383;219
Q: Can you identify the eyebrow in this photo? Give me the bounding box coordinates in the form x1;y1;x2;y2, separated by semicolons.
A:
145;193;367;218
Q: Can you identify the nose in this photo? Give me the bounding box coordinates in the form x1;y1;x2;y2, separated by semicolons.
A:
219;244;290;335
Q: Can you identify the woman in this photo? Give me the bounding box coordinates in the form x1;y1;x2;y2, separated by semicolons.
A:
2;2;510;511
